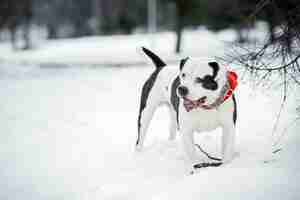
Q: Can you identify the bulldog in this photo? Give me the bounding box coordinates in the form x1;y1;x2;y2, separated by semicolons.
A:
136;47;237;172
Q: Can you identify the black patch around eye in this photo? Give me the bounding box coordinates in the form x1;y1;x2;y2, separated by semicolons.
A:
195;77;203;83
203;75;211;82
202;75;218;91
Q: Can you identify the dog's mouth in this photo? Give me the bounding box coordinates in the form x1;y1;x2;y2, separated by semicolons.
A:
183;96;207;111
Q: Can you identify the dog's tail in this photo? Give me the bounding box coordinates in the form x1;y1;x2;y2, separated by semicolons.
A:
142;47;166;69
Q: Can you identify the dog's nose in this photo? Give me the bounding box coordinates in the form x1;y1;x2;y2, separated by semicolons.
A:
177;86;189;97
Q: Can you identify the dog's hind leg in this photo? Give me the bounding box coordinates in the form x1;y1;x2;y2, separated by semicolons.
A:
136;101;158;151
136;68;163;151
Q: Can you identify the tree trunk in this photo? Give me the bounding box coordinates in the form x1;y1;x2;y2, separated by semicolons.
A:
268;22;275;43
47;23;58;39
22;16;31;50
236;28;246;43
175;1;184;53
175;21;183;53
10;24;17;50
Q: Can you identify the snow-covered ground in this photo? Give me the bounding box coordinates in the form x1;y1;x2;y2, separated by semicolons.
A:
0;26;243;66
0;27;300;200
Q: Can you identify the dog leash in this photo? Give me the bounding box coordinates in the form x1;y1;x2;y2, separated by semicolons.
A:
194;143;221;161
193;143;223;169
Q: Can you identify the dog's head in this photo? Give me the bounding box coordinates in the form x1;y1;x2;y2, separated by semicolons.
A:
177;58;227;105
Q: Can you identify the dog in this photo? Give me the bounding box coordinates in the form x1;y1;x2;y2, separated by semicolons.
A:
136;47;237;172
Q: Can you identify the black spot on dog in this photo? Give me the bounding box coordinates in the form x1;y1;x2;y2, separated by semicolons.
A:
137;68;163;145
196;75;218;91
180;57;189;71
201;75;218;90
142;47;166;69
197;62;220;91
208;62;220;79
232;94;237;125
171;76;180;125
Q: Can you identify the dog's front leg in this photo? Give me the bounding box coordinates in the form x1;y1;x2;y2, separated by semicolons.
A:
168;108;178;141
181;128;199;171
221;123;236;163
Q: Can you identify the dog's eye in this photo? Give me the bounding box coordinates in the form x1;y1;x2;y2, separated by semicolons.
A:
181;73;186;78
195;77;203;83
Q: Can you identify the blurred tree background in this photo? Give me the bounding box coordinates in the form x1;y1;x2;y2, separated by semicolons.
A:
0;1;284;43
0;0;299;57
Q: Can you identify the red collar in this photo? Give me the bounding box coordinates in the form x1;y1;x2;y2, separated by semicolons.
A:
223;71;238;102
183;71;238;112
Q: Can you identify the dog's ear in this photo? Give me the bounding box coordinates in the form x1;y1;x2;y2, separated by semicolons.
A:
180;57;189;71
141;47;166;69
208;61;220;79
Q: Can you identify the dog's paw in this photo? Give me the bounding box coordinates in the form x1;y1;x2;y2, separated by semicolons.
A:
135;144;143;152
189;169;196;175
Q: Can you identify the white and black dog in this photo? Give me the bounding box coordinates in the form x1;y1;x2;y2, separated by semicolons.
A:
136;47;238;171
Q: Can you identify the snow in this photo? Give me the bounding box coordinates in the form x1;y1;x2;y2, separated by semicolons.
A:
0;27;299;200
0;28;237;66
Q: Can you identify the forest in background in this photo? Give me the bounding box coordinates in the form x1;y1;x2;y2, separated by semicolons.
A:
0;0;298;52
